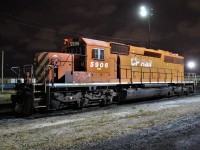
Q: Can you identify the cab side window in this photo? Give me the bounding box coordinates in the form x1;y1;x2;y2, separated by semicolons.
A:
92;48;104;60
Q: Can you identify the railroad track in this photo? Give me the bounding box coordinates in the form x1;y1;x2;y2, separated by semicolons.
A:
0;100;117;119
0;92;199;120
0;103;14;119
0;103;12;113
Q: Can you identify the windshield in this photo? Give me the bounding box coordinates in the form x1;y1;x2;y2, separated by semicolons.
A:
66;46;85;55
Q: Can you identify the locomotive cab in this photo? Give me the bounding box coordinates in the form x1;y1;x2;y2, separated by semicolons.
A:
62;38;111;83
62;38;87;72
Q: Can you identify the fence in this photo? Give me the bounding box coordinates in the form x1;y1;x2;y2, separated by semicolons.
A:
0;83;16;89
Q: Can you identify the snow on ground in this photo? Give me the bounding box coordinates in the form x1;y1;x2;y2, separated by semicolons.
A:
1;94;200;149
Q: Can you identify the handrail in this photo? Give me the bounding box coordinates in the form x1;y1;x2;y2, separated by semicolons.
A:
119;64;184;84
11;66;20;78
11;66;20;83
23;64;34;84
185;73;197;85
44;65;54;93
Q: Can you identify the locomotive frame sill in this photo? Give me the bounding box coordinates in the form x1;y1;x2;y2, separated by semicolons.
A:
41;81;196;88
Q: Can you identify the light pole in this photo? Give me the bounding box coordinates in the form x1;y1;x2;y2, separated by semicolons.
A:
139;6;153;49
1;51;4;93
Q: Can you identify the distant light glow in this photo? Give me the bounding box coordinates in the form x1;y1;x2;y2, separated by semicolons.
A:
187;61;195;69
140;6;148;17
172;54;178;56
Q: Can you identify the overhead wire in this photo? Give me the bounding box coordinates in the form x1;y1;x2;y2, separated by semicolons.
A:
0;13;147;46
0;27;63;44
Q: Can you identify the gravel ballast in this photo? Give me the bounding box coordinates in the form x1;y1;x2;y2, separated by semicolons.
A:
1;95;200;149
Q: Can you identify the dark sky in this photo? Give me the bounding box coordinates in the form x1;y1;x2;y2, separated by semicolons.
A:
0;0;200;77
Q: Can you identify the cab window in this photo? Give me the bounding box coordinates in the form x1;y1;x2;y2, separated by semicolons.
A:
92;48;104;60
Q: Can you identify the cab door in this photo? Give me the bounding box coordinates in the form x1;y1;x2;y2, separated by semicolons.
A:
74;55;86;71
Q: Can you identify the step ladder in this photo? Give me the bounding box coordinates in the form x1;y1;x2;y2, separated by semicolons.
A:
33;83;47;109
23;65;47;109
33;65;54;109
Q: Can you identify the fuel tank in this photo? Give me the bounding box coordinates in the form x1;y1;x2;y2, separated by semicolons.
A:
120;87;172;101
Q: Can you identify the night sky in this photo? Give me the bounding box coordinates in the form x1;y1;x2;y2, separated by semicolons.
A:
0;0;200;77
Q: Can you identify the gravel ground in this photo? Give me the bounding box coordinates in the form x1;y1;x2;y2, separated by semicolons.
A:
0;94;200;150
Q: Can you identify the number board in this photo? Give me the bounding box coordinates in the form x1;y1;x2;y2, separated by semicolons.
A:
69;42;80;47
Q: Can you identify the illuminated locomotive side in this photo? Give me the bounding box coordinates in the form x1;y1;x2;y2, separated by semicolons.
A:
34;38;185;84
11;37;195;116
61;38;185;83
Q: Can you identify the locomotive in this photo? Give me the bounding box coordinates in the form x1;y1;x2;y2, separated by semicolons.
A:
11;37;195;116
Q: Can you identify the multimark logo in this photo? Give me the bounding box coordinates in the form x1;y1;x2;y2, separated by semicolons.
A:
131;57;152;67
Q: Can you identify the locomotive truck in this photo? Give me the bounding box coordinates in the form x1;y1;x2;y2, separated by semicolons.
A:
11;37;195;116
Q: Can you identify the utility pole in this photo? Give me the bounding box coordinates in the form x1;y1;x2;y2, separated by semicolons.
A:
147;14;151;49
139;6;153;49
1;51;3;93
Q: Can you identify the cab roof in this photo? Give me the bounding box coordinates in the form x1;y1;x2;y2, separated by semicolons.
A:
82;38;110;48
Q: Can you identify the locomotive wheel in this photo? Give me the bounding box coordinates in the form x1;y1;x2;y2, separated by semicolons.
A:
11;95;18;113
167;91;174;98
184;90;189;95
99;99;106;107
14;92;34;116
177;90;183;96
100;97;110;107
75;99;84;110
117;90;126;104
22;93;34;116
